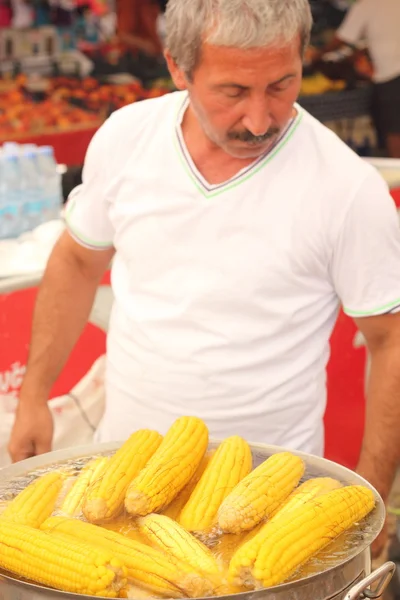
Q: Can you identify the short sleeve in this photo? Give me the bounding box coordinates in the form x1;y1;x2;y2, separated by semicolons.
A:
331;169;400;317
64;118;115;250
336;1;368;46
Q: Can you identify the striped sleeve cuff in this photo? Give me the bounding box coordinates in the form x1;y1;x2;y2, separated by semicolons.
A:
64;190;114;251
344;298;400;317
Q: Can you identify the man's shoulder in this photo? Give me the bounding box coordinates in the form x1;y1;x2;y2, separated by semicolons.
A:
91;90;184;168
296;106;375;183
106;90;183;134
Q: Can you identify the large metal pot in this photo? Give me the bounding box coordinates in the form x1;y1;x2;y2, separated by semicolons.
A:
0;441;395;600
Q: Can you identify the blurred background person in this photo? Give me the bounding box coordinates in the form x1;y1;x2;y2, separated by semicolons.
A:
314;0;400;158
116;0;163;56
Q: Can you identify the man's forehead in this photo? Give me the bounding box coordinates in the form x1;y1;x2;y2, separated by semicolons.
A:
195;39;302;81
199;37;301;64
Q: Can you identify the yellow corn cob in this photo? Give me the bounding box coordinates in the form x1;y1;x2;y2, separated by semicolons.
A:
60;457;109;517
269;477;342;520
217;451;305;534
83;429;162;523
0;500;9;516
0;519;126;597
162;451;214;520
41;516;219;598
125;416;209;517
285;533;350;583
1;471;65;528
138;513;221;576
179;436;252;534
229;485;375;588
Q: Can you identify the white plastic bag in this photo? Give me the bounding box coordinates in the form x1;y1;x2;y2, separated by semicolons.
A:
0;354;106;468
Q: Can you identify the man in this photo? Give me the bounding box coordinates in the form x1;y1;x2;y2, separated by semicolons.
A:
8;0;400;553
314;0;400;158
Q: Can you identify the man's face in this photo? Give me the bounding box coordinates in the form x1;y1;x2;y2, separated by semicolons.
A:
166;39;303;159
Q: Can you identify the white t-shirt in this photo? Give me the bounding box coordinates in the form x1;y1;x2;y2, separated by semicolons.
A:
337;0;400;83
65;91;400;456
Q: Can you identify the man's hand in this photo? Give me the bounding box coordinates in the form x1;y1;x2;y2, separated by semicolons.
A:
8;401;54;463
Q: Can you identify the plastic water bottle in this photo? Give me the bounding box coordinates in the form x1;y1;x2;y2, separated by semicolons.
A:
22;143;38;154
19;146;42;232
36;146;62;222
0;150;22;239
2;142;20;156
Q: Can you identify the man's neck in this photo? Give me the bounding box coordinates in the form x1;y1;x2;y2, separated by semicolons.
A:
181;105;259;185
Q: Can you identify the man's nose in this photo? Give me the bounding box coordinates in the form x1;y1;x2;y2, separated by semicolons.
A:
241;96;272;136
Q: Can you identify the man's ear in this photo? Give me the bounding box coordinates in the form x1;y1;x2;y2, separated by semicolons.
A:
164;49;188;90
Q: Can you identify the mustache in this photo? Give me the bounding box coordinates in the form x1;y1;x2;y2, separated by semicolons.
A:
228;127;280;144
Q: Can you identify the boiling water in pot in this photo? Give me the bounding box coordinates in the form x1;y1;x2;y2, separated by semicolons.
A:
0;447;380;597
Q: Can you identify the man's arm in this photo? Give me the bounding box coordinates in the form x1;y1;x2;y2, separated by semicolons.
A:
310;1;367;63
354;311;400;556
309;36;349;63
355;312;400;500
8;230;114;462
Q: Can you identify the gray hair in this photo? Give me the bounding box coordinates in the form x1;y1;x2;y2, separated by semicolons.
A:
165;0;313;77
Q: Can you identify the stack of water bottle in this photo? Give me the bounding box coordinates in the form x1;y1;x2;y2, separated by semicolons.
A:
0;142;63;240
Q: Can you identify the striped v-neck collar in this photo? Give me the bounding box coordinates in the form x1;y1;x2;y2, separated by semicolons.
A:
174;92;303;198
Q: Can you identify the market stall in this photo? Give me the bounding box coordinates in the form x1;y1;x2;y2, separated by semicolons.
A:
0;0;399;473
0;124;98;164
0;72;171;164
